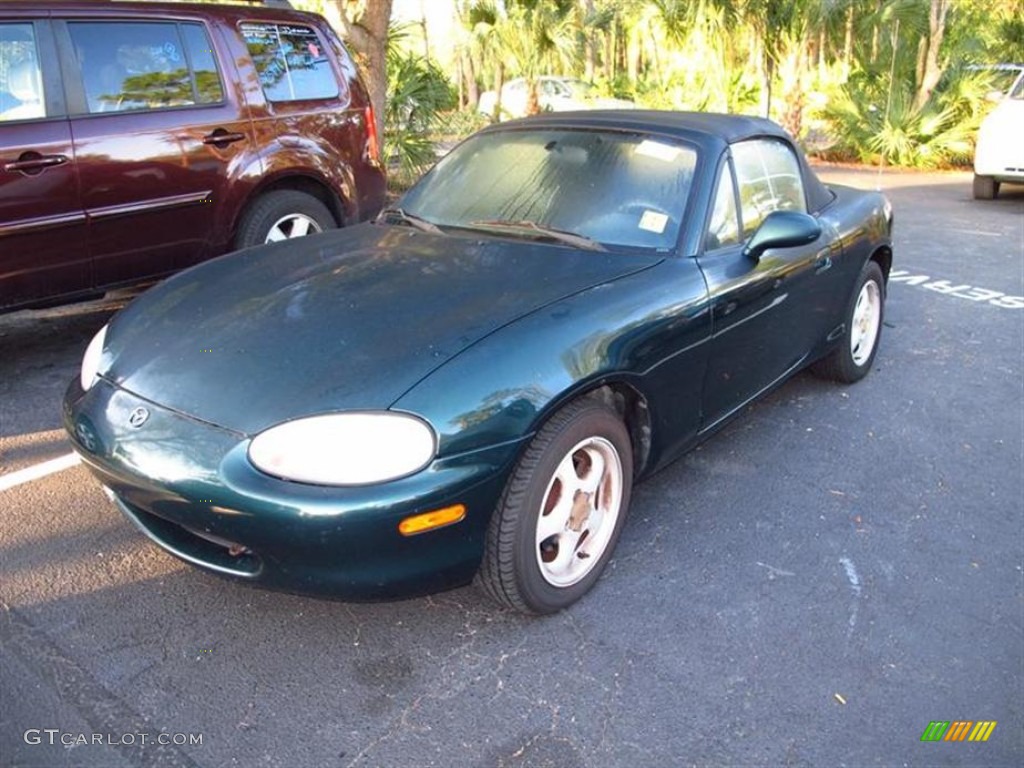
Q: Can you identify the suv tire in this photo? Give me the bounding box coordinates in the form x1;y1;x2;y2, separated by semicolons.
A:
235;190;337;249
972;174;999;200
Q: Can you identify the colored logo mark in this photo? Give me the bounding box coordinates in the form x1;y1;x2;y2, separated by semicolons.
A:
920;721;997;742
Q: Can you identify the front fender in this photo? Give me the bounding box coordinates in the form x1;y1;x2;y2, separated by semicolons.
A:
392;258;712;474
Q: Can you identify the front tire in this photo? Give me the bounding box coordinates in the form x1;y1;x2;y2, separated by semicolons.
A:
234;190;336;249
973;174;999;200
813;260;885;384
478;397;633;614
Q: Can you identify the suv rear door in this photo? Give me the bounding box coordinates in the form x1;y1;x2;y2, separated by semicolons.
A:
56;15;256;288
233;18;382;224
0;18;87;310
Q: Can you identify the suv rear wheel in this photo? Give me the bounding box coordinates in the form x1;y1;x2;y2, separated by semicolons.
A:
235;190;337;248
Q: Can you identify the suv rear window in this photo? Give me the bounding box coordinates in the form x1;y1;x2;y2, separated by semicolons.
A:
240;22;339;102
69;21;224;113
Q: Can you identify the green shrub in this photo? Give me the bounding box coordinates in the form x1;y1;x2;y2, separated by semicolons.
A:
385;50;457;189
821;67;991;169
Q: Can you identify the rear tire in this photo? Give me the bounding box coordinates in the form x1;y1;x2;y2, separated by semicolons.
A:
813;260;885;384
478;397;633;614
234;190;336;249
972;174;999;200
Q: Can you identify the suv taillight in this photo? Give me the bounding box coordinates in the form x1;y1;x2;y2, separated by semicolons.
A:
365;105;380;165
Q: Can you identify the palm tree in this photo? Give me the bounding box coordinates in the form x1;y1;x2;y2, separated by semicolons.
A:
464;0;579;119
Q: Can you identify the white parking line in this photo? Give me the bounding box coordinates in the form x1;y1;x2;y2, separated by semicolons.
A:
0;453;81;492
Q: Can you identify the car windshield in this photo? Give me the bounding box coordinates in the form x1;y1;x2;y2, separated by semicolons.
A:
1010;74;1024;100
399;128;697;252
991;68;1024;96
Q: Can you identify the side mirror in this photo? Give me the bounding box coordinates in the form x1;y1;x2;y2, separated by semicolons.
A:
743;210;822;260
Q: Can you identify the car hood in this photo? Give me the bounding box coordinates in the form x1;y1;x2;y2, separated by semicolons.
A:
104;224;660;435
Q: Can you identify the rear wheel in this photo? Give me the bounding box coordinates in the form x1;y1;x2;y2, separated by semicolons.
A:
234;190;336;249
972;174;999;200
813;260;885;384
478;397;633;614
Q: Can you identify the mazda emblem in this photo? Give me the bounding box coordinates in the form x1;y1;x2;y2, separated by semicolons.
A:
128;407;150;428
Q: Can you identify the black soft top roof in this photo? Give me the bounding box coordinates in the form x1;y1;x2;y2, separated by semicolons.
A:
487;110;835;214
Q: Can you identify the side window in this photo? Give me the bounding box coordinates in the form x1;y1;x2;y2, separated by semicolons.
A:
240;23;339;102
69;22;224;113
1010;74;1024;101
732;139;807;239
180;24;224;105
706;161;741;251
0;23;45;121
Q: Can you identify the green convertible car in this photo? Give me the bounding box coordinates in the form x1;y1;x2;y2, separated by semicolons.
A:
64;111;894;614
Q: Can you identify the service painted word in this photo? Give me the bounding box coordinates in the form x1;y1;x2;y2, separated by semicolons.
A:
888;270;1024;309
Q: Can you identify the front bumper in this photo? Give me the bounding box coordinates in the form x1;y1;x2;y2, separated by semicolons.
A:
63;377;521;599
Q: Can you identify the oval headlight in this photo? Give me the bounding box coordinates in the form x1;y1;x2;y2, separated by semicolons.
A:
80;324;108;391
248;412;437;486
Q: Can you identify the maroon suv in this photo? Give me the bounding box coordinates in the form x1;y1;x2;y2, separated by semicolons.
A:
0;0;386;312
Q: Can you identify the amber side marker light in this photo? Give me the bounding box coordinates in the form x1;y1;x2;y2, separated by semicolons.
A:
399;504;466;536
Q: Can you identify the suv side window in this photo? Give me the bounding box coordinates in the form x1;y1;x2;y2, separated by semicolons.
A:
179;24;225;105
0;23;45;121
240;23;340;102
68;22;223;114
732;139;807;239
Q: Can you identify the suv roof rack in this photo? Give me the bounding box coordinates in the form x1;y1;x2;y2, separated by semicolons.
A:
235;0;295;8
110;0;296;6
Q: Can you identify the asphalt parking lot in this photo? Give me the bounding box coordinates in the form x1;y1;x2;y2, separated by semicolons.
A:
1;167;1022;768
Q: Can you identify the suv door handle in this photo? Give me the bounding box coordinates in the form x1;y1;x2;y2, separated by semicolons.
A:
3;153;69;174
203;130;246;147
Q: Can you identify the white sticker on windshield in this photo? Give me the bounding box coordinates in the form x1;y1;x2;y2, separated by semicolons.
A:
635;140;680;162
638;210;668;234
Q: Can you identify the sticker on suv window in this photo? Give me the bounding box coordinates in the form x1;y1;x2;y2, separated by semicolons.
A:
240;22;339;102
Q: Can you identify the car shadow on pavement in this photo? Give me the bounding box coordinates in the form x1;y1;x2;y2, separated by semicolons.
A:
0;299;129;440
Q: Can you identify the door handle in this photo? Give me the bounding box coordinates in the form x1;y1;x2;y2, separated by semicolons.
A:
3;153;68;173
202;130;246;147
813;249;832;274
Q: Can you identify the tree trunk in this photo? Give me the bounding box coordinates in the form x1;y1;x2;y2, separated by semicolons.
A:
842;6;853;79
322;0;393;141
817;28;826;79
605;22;614;80
463;51;479;109
627;26;640;84
648;30;661;86
780;48;805;140
525;78;541;116
456;51;464;109
915;35;927;94
915;0;950;110
493;63;505;122
419;0;429;63
582;0;596;80
762;54;774;119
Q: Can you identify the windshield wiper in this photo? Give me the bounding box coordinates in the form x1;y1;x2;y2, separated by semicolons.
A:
376;207;443;234
468;219;607;252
